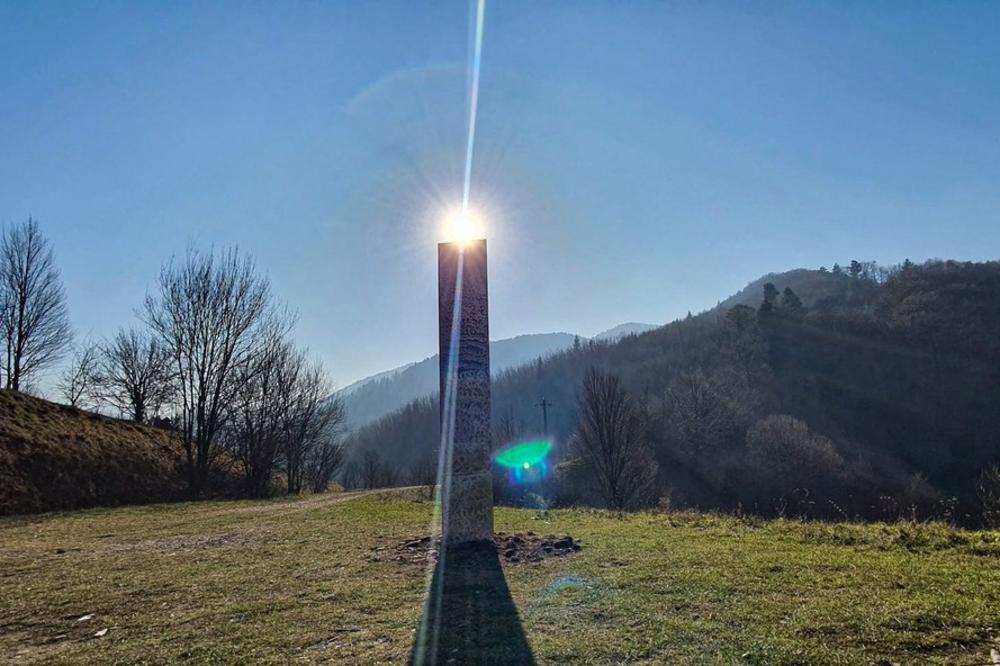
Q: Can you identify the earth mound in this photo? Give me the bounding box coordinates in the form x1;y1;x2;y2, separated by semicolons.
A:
382;531;582;564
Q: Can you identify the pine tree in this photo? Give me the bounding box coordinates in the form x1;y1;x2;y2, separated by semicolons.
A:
781;287;804;316
759;282;779;322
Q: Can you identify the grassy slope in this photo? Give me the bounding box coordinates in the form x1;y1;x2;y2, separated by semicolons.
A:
0;391;184;515
2;492;999;665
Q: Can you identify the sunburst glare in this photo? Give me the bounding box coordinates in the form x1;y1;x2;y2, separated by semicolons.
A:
443;208;485;244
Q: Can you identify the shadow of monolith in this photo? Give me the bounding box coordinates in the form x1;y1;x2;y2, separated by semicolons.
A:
410;542;535;665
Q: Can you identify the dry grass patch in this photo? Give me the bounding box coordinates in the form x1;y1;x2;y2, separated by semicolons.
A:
0;391;186;515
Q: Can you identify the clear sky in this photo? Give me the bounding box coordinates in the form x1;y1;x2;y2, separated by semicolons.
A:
2;2;999;389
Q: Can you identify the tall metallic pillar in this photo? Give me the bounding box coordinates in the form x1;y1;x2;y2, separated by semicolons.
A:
438;239;493;544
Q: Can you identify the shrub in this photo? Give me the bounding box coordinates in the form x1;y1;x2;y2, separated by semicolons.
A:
976;464;1000;528
745;414;845;515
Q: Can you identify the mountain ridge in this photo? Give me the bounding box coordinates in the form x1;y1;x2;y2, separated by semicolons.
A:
591;322;658;341
339;326;658;429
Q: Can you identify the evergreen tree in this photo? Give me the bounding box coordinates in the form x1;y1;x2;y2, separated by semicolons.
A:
781;287;804;316
759;282;779;322
763;282;779;304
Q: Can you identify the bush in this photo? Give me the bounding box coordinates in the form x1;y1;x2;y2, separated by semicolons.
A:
976;464;1000;528
745;414;845;515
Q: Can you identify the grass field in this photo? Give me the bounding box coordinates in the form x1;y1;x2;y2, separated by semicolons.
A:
2;490;1000;665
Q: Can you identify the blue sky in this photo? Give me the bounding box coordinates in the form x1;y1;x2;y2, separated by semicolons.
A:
2;1;999;388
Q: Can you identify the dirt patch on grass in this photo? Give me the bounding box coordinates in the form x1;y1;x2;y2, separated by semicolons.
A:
382;531;582;565
495;532;582;563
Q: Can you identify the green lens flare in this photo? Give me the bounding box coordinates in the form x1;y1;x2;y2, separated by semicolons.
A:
494;440;552;469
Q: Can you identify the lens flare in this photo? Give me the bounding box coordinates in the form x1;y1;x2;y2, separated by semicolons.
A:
462;0;486;212
495;439;552;485
495;440;552;468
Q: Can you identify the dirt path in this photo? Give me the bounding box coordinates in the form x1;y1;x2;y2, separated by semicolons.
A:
209;486;431;518
206;488;371;518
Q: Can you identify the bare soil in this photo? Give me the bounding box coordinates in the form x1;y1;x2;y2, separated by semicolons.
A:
384;531;582;565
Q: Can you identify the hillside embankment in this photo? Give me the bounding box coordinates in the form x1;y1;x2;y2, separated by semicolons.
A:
0;391;186;515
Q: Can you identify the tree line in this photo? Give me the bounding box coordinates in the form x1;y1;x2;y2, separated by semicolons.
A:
2;217;347;498
347;259;1000;527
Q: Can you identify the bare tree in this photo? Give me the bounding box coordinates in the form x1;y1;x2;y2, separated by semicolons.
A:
227;332;295;498
571;367;657;511
223;331;347;498
661;370;751;458
340;460;362;490
57;342;99;408
380;459;400;487
0;219;72;391
284;364;344;495
409;454;438;500
145;247;281;493
493;407;521;449
408;455;438;488
361;450;383;489
306;401;348;494
95;327;173;422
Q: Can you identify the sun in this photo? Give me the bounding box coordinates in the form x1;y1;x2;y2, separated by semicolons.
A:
444;209;484;245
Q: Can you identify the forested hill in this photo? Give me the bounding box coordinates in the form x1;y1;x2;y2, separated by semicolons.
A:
717;266;880;311
346;260;1000;523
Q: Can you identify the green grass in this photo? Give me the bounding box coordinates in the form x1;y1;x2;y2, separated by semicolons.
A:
2;490;999;664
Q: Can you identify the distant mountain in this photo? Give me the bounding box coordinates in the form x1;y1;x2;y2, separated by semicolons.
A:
593;322;658;341
340;332;581;429
339;363;416;397
339;324;663;429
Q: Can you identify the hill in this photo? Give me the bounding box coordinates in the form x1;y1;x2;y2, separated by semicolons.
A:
718;267;879;312
591;322;658;341
0;391;185;515
2;491;998;664
337;362;417;397
346;261;1000;524
339;332;583;428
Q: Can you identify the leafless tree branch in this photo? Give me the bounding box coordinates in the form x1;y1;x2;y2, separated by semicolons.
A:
0;218;72;391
